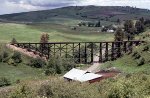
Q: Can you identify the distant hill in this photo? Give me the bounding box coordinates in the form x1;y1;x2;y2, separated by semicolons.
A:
0;6;150;23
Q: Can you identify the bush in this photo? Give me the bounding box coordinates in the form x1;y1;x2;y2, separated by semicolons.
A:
0;77;11;87
45;56;76;75
11;52;22;63
142;45;149;51
38;84;54;98
45;68;56;76
0;51;9;62
132;51;141;59
62;58;76;71
46;57;64;74
7;58;16;66
137;57;145;66
9;85;35;98
28;58;46;68
37;79;98;98
11;38;18;44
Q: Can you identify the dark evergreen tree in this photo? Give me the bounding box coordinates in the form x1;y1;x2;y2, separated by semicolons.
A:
124;20;136;40
39;33;49;54
139;17;144;24
95;20;101;27
11;38;18;44
114;28;124;41
117;19;121;24
114;28;124;58
135;20;145;34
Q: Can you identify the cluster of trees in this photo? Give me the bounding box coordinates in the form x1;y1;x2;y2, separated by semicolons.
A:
78;20;101;27
115;17;146;41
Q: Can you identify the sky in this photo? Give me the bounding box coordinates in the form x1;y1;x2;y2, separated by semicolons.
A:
0;0;150;15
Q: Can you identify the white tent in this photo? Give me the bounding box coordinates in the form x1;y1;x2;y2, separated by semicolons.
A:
63;68;102;82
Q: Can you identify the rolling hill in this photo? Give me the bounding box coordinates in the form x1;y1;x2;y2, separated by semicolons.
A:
0;6;150;23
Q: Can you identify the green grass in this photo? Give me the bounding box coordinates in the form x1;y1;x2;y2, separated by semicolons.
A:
101;55;150;74
0;63;45;83
0;23;42;43
0;22;114;43
101;31;150;74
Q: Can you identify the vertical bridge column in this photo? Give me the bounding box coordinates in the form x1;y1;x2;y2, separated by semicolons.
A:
99;42;102;63
105;42;108;61
91;42;93;63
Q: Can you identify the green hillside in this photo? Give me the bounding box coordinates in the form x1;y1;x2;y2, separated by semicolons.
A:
0;6;150;23
101;30;150;73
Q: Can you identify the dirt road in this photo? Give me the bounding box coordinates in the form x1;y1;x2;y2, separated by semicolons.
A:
85;48;110;73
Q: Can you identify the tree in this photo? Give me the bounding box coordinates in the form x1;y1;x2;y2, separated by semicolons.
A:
144;19;150;27
40;33;49;43
117;19;121;24
124;20;136;40
114;28;124;58
139;17;144;24
11;38;18;44
135;20;145;34
39;33;49;54
95;20;101;27
114;28;124;41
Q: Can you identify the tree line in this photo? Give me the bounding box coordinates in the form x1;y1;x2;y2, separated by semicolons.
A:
115;17;147;41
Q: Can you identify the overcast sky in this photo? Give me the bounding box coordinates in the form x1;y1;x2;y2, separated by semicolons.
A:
0;0;150;15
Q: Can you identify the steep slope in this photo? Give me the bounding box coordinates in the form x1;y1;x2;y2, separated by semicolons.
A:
101;30;150;73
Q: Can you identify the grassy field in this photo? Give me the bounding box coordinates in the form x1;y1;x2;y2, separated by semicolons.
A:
0;63;45;83
0;22;114;43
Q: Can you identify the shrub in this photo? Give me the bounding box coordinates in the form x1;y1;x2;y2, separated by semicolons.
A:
0;51;9;62
38;84;54;98
0;77;11;87
137;57;145;66
62;58;76;71
44;68;56;76
7;58;16;66
142;45;149;51
28;58;46;68
11;52;22;63
37;79;98;98
9;85;35;98
46;57;63;74
45;56;76;75
132;51;141;59
11;38;18;44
